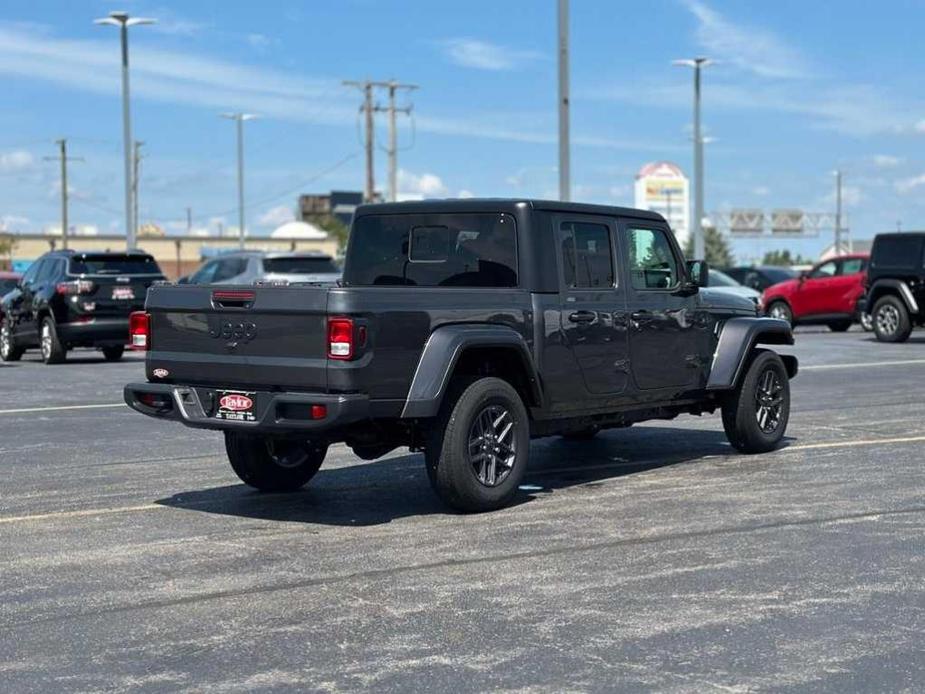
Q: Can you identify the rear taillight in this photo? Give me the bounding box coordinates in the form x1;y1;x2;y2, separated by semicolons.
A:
129;311;150;350
327;317;354;360
55;280;95;295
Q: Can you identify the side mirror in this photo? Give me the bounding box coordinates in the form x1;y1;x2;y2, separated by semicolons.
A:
686;259;709;288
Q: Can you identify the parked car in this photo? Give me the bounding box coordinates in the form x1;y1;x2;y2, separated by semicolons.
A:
723;266;797;292
707;268;761;304
761;254;869;331
863;232;925;342
0;250;165;364
126;199;797;513
180;251;341;286
0;271;21;297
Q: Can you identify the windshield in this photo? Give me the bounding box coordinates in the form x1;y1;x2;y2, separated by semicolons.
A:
263;257;339;274
708;269;741;287
68;255;163;276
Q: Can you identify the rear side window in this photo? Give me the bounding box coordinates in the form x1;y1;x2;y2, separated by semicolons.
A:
345;213;517;287
627;227;680;290
263;256;339;274
213;257;248;282
840;258;866;275
872;237;924;269
69;254;162;275
559;221;614;289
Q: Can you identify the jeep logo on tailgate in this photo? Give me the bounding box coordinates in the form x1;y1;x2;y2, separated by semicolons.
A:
208;320;257;342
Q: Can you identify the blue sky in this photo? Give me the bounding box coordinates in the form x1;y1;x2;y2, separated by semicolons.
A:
2;0;925;262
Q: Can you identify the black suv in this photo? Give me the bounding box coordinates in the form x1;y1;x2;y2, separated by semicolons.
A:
0;250;165;364
864;233;925;342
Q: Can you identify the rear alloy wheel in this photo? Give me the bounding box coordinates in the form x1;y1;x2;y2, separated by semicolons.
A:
767;301;792;325
102;345;125;362
425;377;529;512
0;317;24;362
872;295;912;343
225;432;327;492
722;350;790;453
40;317;67;364
860;313;874;332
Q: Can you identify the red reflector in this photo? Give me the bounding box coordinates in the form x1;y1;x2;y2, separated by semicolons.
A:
327;317;354;360
129;311;150;351
310;404;327;420
138;392;169;408
212;290;255;303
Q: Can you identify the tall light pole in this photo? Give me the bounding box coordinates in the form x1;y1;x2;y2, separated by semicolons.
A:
673;57;712;259
834;170;843;256
221;113;256;249
557;0;570;202
94;11;156;250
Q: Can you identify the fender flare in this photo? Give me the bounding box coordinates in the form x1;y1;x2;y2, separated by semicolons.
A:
400;324;542;419
706;317;796;390
868;279;919;314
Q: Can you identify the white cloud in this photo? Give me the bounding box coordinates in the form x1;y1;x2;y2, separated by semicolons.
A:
895;174;925;194
0;149;34;173
257;204;295;227
457;189;475;199
438;38;543;71
872;155;902;169
247;33;273;49
397;170;448;199
752;186;770;196
0;213;29;231
915;120;925;133
684;1;811;79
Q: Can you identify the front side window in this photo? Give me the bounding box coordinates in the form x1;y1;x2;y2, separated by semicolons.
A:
840;258;866;275
345;213;517;287
559;221;614;289
190;261;219;284
21;260;42;285
809;261;837;279
627;228;679;290
213;257;248;282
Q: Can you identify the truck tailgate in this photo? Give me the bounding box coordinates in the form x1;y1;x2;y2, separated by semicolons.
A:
144;284;329;390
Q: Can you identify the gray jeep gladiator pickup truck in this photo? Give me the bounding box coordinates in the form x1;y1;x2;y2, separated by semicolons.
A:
125;199;797;512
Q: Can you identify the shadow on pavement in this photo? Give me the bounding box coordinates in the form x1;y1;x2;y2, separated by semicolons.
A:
156;426;751;527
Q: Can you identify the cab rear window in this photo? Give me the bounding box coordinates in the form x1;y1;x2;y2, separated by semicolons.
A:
344;213;517;287
263;257;339;274
69;255;163;275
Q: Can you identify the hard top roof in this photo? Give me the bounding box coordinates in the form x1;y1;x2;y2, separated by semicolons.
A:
354;198;663;221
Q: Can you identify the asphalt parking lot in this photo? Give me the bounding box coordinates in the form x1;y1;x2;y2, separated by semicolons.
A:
2;330;924;692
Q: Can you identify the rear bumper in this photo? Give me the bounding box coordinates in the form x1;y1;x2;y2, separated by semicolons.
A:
58;318;129;346
124;382;369;434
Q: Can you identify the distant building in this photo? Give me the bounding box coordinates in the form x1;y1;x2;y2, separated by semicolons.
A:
299;190;365;227
634;162;690;246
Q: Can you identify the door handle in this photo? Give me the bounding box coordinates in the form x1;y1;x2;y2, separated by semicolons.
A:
630;310;652;330
568;310;597;324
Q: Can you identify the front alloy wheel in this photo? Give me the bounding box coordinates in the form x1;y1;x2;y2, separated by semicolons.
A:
0;319;23;361
767;301;792;325
755;366;784;434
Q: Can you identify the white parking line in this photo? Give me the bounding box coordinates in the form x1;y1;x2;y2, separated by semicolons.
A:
0;503;164;525
801;359;925;371
0;403;125;415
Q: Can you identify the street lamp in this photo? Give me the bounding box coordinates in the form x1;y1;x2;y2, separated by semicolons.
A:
220;113;257;249
673;57;713;260
94;11;156;250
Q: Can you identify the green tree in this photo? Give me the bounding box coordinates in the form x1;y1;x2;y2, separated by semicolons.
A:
311;215;349;254
762;249;811;266
684;225;734;268
0;233;15;271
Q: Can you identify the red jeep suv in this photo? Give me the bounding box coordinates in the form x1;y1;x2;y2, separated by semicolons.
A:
761;254;869;331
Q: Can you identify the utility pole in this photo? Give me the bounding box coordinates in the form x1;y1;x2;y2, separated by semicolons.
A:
665;189;673;231
557;0;570;202
132;140;144;238
186;207;192;234
220;113;256;249
834;170;843;257
44;139;83;250
344;80;379;203
374;80;418;202
673;57;713;260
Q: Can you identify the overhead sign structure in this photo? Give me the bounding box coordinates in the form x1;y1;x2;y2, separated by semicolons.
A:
728;209;765;237
771;209;804;235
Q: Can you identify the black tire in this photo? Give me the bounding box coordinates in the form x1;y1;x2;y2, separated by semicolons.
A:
0;316;24;362
224;432;327;492
827;320;852;332
562;427;599;440
722;350;790;454
40;316;67;364
425;377;529;512
872;295;912;343
766;300;792;325
102;345;125;361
